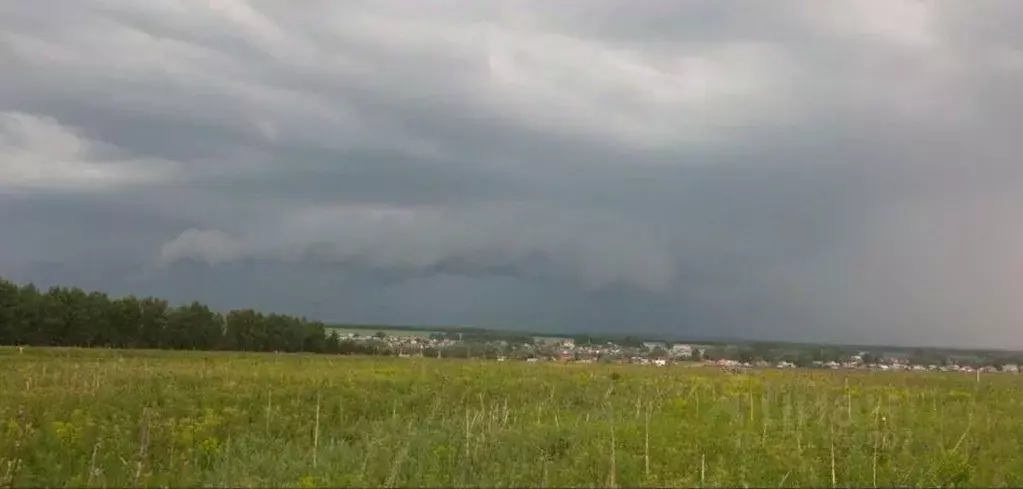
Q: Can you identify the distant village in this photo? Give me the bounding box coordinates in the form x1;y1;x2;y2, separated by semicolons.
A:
330;330;1023;373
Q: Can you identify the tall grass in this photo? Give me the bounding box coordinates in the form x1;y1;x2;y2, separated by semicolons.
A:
2;347;1022;487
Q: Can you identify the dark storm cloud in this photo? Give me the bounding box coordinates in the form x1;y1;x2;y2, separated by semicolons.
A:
3;0;1023;347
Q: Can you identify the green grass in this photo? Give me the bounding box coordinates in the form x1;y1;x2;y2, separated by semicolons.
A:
2;347;1022;487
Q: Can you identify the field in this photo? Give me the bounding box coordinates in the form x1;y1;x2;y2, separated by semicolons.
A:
3;348;1023;487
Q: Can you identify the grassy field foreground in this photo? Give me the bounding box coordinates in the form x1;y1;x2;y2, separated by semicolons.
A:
2;348;1022;487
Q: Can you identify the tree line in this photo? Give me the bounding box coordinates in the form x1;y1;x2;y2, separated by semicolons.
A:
0;277;381;355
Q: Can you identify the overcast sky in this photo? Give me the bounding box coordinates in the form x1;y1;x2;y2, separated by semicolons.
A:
3;1;1023;347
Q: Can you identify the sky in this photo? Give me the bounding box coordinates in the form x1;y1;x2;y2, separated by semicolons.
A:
2;1;1023;348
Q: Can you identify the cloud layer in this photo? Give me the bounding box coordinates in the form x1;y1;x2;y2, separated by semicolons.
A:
3;0;1023;347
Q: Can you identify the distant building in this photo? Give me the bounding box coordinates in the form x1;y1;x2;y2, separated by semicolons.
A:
883;352;910;364
642;341;667;351
670;344;693;357
533;336;574;348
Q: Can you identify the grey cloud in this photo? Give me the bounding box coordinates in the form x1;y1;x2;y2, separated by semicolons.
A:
157;198;681;293
2;0;1023;347
0;192;196;269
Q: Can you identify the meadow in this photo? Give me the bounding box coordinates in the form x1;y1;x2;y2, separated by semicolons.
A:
2;347;1023;487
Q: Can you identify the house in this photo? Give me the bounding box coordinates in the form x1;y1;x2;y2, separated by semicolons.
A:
670;344;694;357
642;341;667;351
883;352;911;365
533;336;574;348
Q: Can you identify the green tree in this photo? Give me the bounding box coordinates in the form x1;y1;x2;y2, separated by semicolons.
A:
0;279;22;344
224;309;265;351
0;275;392;358
164;302;221;350
33;288;66;346
303;321;328;353
107;296;142;348
137;297;170;349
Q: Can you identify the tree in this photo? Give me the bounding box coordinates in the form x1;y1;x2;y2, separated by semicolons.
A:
908;349;947;367
749;343;780;363
303;321;328;353
224;309;265;351
0;279;23;344
810;347;845;364
792;351;816;368
137;298;170;349
324;331;342;354
619;336;644;348
33;289;66;346
0;274;442;359
165;302;220;350
573;334;596;346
